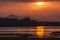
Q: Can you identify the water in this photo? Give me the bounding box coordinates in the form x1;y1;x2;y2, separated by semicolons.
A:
0;26;60;38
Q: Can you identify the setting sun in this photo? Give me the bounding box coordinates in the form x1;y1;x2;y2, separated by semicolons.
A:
36;2;44;6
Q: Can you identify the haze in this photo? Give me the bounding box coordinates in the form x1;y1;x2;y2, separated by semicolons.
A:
0;0;60;22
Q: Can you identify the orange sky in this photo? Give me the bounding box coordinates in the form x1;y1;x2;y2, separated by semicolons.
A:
0;1;60;21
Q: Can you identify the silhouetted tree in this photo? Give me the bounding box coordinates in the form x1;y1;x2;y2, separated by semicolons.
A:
0;15;60;27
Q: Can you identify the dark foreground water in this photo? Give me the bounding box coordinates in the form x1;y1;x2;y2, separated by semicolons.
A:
0;38;60;40
0;26;60;38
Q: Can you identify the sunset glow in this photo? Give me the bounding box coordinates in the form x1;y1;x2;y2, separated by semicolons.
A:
36;2;44;6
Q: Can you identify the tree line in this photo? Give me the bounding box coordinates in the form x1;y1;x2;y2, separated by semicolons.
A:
0;17;60;27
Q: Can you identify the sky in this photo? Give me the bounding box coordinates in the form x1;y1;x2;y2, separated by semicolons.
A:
0;0;60;22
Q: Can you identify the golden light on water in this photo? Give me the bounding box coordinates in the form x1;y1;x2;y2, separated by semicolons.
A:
36;26;44;38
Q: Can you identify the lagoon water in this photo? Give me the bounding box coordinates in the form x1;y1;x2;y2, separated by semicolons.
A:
0;26;60;38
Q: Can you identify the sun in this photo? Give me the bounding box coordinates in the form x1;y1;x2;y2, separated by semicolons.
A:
36;2;44;6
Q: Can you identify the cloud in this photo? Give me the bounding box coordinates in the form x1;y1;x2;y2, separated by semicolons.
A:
0;0;37;2
0;0;60;2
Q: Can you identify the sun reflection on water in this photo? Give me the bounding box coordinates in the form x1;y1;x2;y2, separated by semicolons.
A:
36;26;44;38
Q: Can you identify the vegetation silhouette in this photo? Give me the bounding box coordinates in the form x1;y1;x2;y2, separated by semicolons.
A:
0;15;60;27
